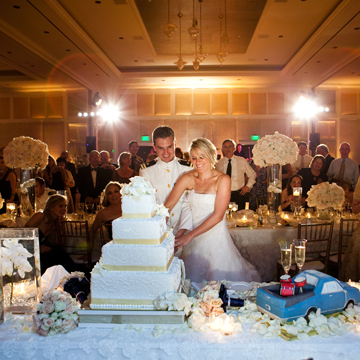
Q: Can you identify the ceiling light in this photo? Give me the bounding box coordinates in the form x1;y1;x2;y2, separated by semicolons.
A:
174;13;187;71
162;0;176;38
188;0;200;40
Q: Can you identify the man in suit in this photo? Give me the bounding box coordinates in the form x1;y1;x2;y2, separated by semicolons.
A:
128;140;144;174
215;139;256;210
316;144;334;177
291;141;313;173
327;142;359;187
139;126;192;233
77;150;113;205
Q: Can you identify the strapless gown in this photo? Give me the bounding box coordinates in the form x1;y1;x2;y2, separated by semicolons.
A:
180;190;261;283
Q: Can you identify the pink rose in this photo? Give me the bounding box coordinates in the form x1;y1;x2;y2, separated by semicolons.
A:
37;326;50;336
202;293;212;303
210;299;223;308
62;319;75;333
32;314;42;329
64;297;72;306
43;317;54;327
58;294;67;302
211;307;224;317
65;304;75;314
41;293;52;302
200;302;213;316
200;285;212;292
42;300;55;314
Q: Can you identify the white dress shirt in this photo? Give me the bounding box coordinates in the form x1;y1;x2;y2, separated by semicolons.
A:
215;156;256;191
140;157;192;233
291;154;312;173
327;157;359;187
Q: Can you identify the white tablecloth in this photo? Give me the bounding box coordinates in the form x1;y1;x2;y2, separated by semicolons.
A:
229;224;341;282
1;320;360;360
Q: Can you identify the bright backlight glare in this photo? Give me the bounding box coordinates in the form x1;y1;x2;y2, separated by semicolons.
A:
293;96;318;119
99;105;120;122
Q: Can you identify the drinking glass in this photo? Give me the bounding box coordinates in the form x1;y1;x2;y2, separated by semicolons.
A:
293;239;306;273
292;187;302;219
85;203;94;214
279;241;293;276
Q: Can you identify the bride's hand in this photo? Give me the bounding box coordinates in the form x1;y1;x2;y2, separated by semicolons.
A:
174;229;186;239
174;233;193;252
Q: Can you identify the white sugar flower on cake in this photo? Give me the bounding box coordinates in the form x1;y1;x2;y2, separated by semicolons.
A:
306;182;345;209
156;204;169;217
252;132;298;167
120;176;155;197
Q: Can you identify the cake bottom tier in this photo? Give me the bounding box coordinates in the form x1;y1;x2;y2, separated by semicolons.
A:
90;257;184;310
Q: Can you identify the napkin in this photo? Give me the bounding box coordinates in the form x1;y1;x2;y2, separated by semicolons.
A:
41;265;70;293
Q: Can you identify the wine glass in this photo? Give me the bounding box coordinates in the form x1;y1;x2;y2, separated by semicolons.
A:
294;239;307;293
85;203;94;214
292;187;302;219
279;241;293;276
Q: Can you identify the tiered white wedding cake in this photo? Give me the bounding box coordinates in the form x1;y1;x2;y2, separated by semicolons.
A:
90;177;184;309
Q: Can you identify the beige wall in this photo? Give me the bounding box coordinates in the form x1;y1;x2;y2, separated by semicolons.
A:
1;89;360;164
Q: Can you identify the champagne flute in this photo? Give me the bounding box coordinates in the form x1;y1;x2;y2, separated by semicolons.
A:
292;187;302;219
294;239;306;293
279;241;293;276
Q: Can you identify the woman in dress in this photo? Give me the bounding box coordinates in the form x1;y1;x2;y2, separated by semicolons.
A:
0;156;17;214
90;181;122;242
164;138;260;283
42;155;65;191
297;155;327;202
25;194;76;274
281;174;306;211
114;152;136;184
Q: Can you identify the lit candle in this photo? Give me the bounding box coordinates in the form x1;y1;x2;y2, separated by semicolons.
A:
293;190;300;196
306;212;311;219
242;215;247;222
209;313;223;331
284;214;289;220
245;202;249;210
7;203;16;211
221;316;234;335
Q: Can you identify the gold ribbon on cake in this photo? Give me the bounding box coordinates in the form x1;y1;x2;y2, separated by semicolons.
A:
122;211;156;219
114;232;167;245
103;255;174;272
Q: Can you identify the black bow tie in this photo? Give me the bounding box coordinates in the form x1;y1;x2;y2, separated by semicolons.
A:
91;168;98;172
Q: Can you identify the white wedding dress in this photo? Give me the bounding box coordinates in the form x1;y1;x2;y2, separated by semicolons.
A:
180;190;261;283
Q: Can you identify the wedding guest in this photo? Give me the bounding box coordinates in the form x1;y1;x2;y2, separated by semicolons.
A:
139;125;192;233
128;140;144;174
291;141;312;174
90;182;122;242
56;157;75;213
35;177;55;212
316;144;334;177
327;142;359;188
183;152;190;161
146;152;158;162
281;163;293;190
0;156;17;214
77;150;113;205
281;174;305;211
234;143;247;159
215;139;256;210
297;155;327;201
100;150;116;171
114;152;136;184
42;155;65;191
25;195;76;274
60;150;77;204
175;147;183;159
249;164;267;211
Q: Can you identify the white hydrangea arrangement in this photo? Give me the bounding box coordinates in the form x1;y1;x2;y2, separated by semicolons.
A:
252;132;298;167
33;290;80;336
120;176;155;197
4;136;49;170
306;182;345;209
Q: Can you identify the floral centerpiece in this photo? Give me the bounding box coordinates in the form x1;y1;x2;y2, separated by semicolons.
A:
252;132;298;213
307;182;345;210
120;176;155;197
33;289;80;336
3;136;49;170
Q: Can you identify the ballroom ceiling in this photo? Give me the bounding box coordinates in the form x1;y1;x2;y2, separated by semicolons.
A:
0;0;359;94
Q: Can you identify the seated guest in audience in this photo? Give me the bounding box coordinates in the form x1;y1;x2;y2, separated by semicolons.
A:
90;182;122;241
0;156;17;214
56;157;75;213
60;150;77;204
281;174;305;212
175;147;183;159
215;139;256;210
327;142;359;188
77;150;113;206
339;177;360;281
114;152;136;184
128;140;144;174
316;144;334;177
281;163;293;190
334;179;354;211
146;152;158;162
42;155;65;191
25;195;76;274
35;177;55;212
297;155;327;202
100;150;116;171
291;141;312;174
249;164;267;211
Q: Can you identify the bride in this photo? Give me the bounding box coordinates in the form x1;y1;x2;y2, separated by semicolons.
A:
164;138;260;283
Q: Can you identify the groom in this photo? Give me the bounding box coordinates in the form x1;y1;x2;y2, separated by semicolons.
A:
140;126;192;233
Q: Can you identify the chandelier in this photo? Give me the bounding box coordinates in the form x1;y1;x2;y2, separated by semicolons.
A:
162;0;176;38
174;13;188;71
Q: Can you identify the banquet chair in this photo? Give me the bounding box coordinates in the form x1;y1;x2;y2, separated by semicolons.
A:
276;221;334;279
328;218;359;277
56;220;92;274
99;222;113;247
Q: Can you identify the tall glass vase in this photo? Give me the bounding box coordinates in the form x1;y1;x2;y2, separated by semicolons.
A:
20;168;36;216
0;228;41;314
267;164;282;214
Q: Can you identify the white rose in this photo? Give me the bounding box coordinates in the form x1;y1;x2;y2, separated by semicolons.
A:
54;300;66;312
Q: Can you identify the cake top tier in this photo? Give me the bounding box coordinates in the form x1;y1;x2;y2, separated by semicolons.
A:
120;176;155;197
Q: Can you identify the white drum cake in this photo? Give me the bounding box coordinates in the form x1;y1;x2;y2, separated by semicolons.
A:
90;176;184;309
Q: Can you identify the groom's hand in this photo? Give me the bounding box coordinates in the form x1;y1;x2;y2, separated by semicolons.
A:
239;186;250;195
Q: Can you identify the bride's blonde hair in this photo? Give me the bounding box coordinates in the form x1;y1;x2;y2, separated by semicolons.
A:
189;138;217;168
